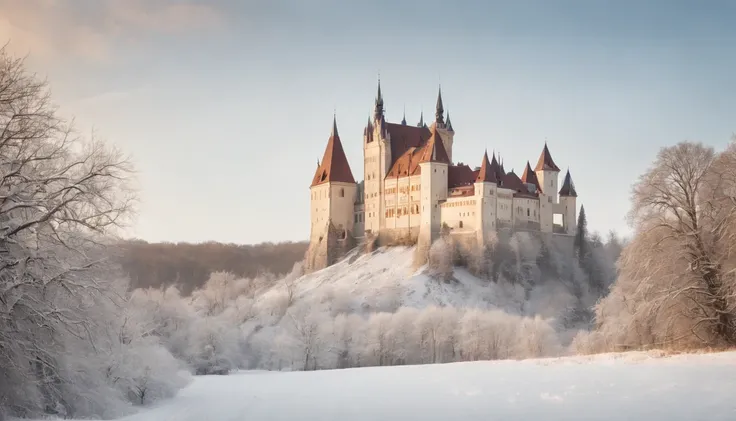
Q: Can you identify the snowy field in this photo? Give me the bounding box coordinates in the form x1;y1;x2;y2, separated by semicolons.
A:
112;351;736;421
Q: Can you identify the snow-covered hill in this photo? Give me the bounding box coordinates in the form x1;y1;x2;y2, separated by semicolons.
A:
114;351;736;421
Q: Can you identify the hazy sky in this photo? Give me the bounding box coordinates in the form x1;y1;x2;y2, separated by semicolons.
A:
2;0;735;244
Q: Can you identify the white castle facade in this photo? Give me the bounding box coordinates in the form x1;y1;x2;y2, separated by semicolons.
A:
307;82;578;269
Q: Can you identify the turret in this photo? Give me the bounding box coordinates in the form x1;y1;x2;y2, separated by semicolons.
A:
534;142;561;203
310;116;357;241
417;127;450;251
474;150;498;244
558;169;578;235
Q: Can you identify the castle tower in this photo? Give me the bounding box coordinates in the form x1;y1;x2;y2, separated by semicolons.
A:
558;169;578;235
534;143;561;202
364;80;391;235
309;116;357;243
417;127;450;251
474;150;499;245
533;143;560;233
433;87;455;163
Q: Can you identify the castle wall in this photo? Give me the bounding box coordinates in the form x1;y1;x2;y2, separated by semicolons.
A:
496;188;514;225
310;183;331;240
512;196;541;230
383;175;422;229
440;196;478;232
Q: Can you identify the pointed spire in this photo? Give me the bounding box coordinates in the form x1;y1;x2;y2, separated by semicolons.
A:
374;77;384;121
521;161;542;192
476;149;497;183
534;142;561;172
312;117;356;187
499;155;506;175
435;86;445;126
446;110;454;132
331;113;339;138
401;105;407;125
559;169;578;197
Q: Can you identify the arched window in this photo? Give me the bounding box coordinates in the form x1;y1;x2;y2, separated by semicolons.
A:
459;221;464;228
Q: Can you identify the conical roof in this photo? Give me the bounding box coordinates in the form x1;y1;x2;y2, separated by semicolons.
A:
558;169;577;197
311;117;356;187
534;143;561;172
476;150;497;183
521;161;542;192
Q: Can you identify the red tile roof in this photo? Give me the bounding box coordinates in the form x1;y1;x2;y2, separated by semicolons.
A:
476;150;498;183
385;123;431;167
416;127;450;164
311;120;356;187
448;164;475;188
385;127;450;178
521;161;542;192
559;169;578;197
534;143;561;172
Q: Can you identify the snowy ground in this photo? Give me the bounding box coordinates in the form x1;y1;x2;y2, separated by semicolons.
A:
113;351;736;421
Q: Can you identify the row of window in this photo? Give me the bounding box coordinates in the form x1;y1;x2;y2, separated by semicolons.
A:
385;185;421;195
386;204;421;218
311;188;346;200
443;199;477;208
354;213;364;223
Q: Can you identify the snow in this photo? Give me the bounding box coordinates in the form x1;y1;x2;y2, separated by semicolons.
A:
111;351;736;421
271;246;545;316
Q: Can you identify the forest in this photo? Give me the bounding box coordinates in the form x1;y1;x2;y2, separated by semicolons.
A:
2;44;736;421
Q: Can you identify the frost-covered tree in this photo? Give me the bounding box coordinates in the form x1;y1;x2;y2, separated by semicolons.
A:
595;141;736;350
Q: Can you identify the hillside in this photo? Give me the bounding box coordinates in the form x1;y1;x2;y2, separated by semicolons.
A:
101;351;736;421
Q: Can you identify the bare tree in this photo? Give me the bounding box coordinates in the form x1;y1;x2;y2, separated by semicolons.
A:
0;46;135;415
608;141;736;349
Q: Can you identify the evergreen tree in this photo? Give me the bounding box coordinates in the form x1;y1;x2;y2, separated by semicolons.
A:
574;204;588;259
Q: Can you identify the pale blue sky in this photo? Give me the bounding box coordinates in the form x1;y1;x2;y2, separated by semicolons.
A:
3;0;735;244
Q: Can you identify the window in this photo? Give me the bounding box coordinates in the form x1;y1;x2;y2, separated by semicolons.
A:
459;221;463;228
527;208;530;217
340;188;345;197
355;214;358;223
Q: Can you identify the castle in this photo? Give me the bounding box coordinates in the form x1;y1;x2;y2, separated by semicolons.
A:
306;81;578;270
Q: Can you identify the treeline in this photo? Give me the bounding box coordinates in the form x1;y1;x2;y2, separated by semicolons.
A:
116;240;308;294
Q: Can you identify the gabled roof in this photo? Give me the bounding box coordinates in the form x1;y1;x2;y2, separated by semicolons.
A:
385;127;450;178
311;118;356;187
415;127;450;164
476;150;498;183
534;143;561;172
559;169;578;197
521;161;542;192
448;164;475;188
501;171;538;198
385;123;431;167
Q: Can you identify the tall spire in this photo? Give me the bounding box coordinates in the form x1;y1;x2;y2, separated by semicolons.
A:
331;113;339;137
446;110;454;132
417;110;424;127
401;105;407;125
374;77;384;121
435;85;445;126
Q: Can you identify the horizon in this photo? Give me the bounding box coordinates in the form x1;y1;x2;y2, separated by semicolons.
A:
2;0;735;245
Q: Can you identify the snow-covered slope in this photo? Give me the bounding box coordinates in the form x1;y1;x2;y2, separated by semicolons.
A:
262;246;577;319
114;351;736;421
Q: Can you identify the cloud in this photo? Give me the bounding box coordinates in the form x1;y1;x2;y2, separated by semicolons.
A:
0;0;225;62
